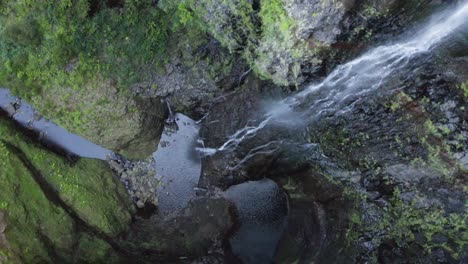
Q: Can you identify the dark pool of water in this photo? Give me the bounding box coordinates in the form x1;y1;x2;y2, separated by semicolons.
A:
152;113;202;214
224;179;289;264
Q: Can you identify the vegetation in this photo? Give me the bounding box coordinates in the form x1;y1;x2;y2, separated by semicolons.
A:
382;189;467;259
0;0;310;99
0;117;134;262
459;81;468;98
0;0;170;98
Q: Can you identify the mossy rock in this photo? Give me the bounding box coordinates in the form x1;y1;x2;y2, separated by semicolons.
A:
27;79;167;160
0;117;134;262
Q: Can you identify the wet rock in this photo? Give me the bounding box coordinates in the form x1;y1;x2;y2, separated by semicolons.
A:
431;233;449;244
198;23;467;261
127;197;235;257
107;154;159;208
454;152;468;168
385;164;439;184
199;76;285;188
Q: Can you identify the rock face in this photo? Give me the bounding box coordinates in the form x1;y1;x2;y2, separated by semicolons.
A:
0;116;135;263
198;32;468;262
131;29;247;119
157;0;438;87
1;0;466;263
283;0;355;43
107;154;159;208
127;197;235;259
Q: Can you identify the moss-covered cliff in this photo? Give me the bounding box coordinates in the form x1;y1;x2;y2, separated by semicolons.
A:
0;117;134;263
0;0;435;159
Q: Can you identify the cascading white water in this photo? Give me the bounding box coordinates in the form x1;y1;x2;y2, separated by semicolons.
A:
286;1;468;118
200;2;468;156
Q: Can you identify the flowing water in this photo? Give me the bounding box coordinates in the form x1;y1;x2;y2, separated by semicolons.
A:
0;88;112;159
0;89;203;214
200;2;468;157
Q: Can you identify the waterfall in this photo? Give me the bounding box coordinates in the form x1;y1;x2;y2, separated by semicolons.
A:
200;2;468;156
284;1;468;119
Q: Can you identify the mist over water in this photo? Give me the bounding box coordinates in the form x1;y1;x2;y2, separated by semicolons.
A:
200;2;468;157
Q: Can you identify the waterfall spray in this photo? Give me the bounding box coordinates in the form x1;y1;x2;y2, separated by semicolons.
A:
200;2;468;156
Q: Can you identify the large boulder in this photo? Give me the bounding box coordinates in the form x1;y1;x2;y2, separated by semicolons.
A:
28;79;167;160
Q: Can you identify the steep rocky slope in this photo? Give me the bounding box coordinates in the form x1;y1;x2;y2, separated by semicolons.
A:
0;0;466;263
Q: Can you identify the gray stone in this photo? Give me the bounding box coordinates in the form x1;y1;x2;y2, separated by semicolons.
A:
283;0;354;43
128;197;234;256
107;155;159;208
385;164;439;183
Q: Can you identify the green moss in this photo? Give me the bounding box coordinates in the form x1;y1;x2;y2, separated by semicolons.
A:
388;92;413;112
161;0;256;52
0;118;134;261
383;190;467;259
259;0;295;39
252;0;317;85
425;120;442;138
2;120;134;235
0;140;75;262
351;189;467;261
458;82;468;98
76;233;120;263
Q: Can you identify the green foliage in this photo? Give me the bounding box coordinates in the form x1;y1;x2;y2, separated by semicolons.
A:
177;2;196;27
0;0;170;98
2;17;42;46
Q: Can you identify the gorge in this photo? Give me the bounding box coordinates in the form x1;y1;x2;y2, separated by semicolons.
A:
0;0;467;263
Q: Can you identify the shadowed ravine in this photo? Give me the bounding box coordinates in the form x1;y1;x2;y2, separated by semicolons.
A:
0;1;467;263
